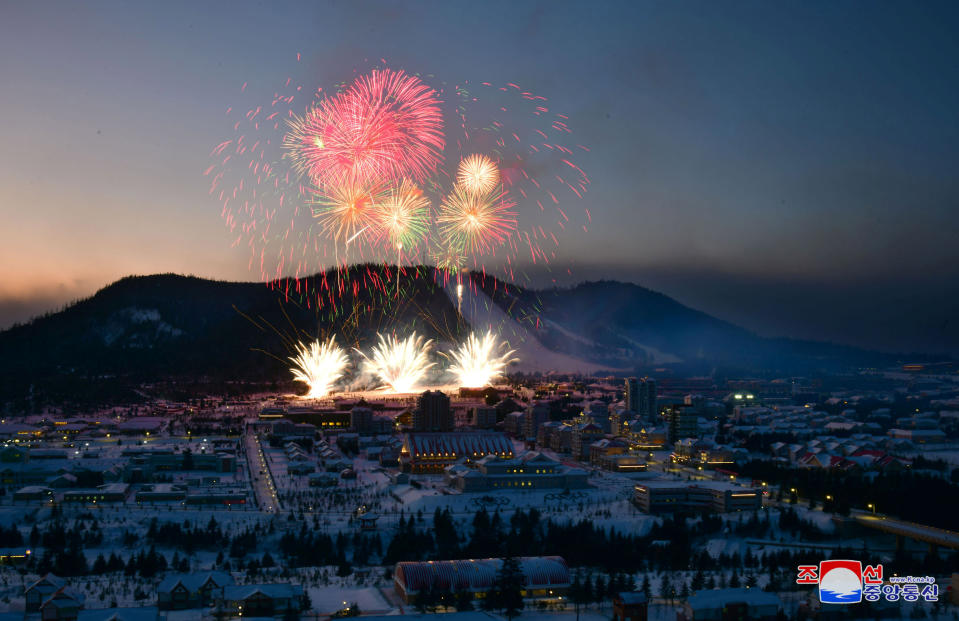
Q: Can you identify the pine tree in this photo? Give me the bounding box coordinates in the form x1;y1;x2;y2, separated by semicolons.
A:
641;575;651;599
593;574;606;605
490;555;525;621
570;573;588;621
660;575;671;602
691;570;705;591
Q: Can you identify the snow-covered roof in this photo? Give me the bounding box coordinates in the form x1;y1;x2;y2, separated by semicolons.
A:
686;588;781;611
157;571;234;594
616;592;648;605
404;433;513;458
222;583;302;601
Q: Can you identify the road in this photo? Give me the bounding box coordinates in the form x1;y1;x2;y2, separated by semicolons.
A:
853;513;959;550
243;429;282;512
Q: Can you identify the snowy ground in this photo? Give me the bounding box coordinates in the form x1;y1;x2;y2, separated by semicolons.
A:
0;421;951;618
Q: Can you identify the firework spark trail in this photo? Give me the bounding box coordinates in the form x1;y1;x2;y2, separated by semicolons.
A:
345;225;371;246
443;330;517;388
357;332;435;393
289;337;350;398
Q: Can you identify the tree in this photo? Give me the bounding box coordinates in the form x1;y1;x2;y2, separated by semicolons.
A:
691;570;705;592
640;575;651;600
593;574;606;606
433;508;459;559
489;555;525;621
569;573;589;621
660;575;672;603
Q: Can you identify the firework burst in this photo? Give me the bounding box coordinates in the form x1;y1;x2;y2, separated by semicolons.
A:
289;337;350;398
372;179;431;251
437;184;517;256
429;240;466;274
284;69;444;187
359;332;435;393
443;331;517;388
210;61;591;311
312;182;386;243
457;154;500;196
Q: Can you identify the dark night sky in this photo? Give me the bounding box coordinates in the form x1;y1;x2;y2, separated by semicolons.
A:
1;1;957;354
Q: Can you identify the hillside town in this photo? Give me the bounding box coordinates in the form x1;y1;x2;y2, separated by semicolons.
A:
0;364;955;620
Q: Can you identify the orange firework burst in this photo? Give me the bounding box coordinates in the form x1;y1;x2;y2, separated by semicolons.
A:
313;183;385;243
437;184;517;256
457;154;499;195
372;180;431;250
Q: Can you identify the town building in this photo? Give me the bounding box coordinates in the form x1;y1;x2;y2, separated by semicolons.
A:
589;437;629;466
471;406;498;429
214;584;303;618
399;432;513;473
571;423;604;460
633;481;762;514
26;575;66;612
504;411;524;436
666;405;700;443
612;592;648;621
524;402;551;443
413;391;453;432
625;377;656;417
40;588;85;621
595;453;647;473
157;572;234;610
62;483;129;504
677;588;782;621
886;428;947;443
445;451;588;492
350;406;374;434
393;556;570;604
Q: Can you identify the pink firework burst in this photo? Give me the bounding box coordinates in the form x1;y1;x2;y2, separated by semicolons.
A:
285;69;444;188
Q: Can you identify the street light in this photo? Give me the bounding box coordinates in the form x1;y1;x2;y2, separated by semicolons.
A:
867;503;875;514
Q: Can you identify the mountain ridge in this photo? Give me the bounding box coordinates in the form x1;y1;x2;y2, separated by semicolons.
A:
0;266;934;410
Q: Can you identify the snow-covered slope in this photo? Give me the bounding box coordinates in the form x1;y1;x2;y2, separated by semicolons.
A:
444;279;624;374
